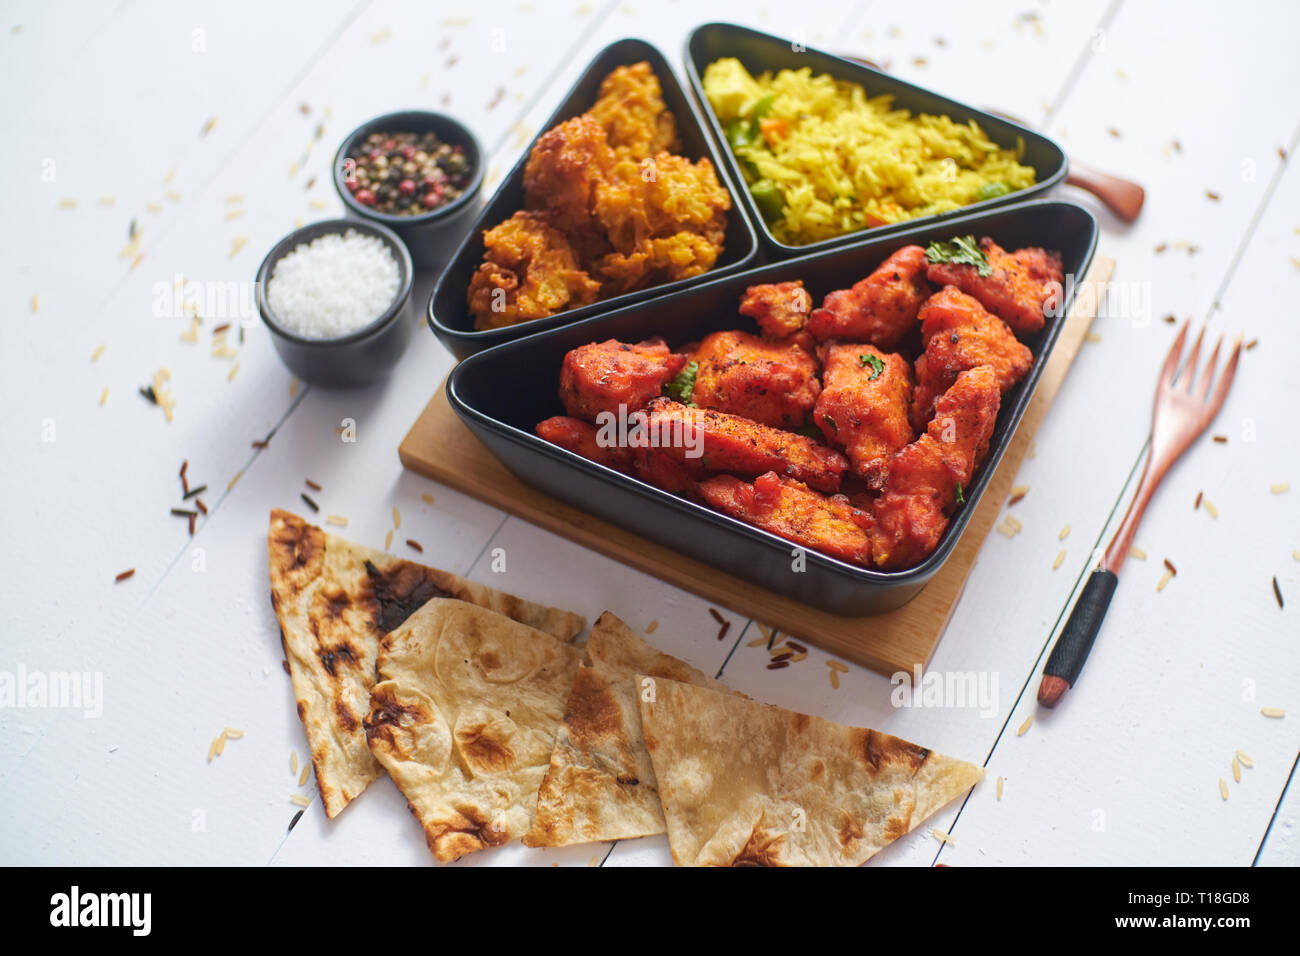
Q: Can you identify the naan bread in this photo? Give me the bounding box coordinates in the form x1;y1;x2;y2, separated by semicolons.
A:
267;508;584;818
639;677;984;866
365;598;584;862
524;612;733;847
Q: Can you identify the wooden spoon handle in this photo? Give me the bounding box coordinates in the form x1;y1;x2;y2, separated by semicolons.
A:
1066;159;1146;223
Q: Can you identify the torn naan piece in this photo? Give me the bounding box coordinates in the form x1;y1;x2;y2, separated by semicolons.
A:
524;612;735;847
639;677;984;866
268;508;584;819
365;598;584;862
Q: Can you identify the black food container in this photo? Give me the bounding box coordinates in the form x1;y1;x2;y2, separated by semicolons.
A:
446;200;1097;616
684;22;1069;258
428;37;760;359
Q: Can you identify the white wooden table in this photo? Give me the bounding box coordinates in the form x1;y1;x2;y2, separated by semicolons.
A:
2;0;1296;867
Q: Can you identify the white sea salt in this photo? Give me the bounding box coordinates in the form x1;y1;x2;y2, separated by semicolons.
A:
267;229;400;339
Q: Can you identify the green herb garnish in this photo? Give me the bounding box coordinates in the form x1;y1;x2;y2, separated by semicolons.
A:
749;180;784;222
859;353;886;380
975;181;1012;201
663;361;699;405
925;235;992;276
955;482;965;505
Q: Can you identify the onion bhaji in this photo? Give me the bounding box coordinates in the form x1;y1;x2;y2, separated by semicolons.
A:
559;337;688;422
468;61;730;329
467;212;601;330
814;344;914;486
585;61;679;160
698;472;873;567
925;237;1065;337
871;365;1002;571
807;245;931;350
911;285;1033;431
691;329;821;429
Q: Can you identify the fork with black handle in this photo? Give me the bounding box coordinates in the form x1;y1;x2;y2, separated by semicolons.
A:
1037;321;1242;707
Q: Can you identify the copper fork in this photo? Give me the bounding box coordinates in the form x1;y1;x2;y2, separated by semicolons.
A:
1037;321;1243;707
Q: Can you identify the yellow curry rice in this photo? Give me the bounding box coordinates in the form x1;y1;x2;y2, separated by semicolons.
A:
703;58;1038;245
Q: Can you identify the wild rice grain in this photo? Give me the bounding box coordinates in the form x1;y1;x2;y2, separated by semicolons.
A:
288;809;305;831
183;484;207;500
1008;485;1029;506
305;479;322;491
1163;558;1177;574
716;620;731;642
405;539;423;553
1212;435;1227;444
785;640;807;654
195;499;207;515
300;493;319;513
1274;576;1284;609
708;608;726;625
1194;491;1203;510
767;660;789;670
114;568;135;583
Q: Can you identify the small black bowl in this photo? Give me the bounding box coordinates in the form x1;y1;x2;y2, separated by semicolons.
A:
332;110;484;271
256;219;414;389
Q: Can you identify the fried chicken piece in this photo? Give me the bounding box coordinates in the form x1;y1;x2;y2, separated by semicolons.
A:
536;416;633;473
738;280;812;341
559;338;688;422
925;238;1065;337
807;245;930;350
631;448;699;497
871;366;1001;570
590;153;730;293
586;61;679;160
698;472;873;566
814;344;914;486
911;285;1033;431
691;330;821;430
522;115;615;241
643;397;848;493
468;213;601;329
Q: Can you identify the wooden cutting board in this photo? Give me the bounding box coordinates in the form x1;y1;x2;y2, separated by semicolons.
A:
400;256;1113;675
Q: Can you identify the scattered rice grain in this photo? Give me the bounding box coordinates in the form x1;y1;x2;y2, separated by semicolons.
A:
1156;569;1174;592
767;660;789;670
1260;707;1285;718
932;828;954;845
1270;482;1289;494
392;505;401;528
91;344;106;362
290;793;311;807
229;235;248;259
405;539;423;553
1129;545;1147;560
1236;750;1254;768
1273;576;1284;609
1059;524;1071;541
421;493;434;504
645;620;659;634
827;660;849;673
326;515;348;527
996;776;1004;800
291;751;299;775
300;493;319;513
829;669;840;689
1052;549;1066;570
227;362;239;381
1203;497;1219;519
305;479;322;491
298;764;310;786
1218;778;1228;800
1017;714;1033;736
1194;490;1203;510
1232;755;1241;782
1008;485;1029;506
747;635;768;647
114;568;135;583
99;386;109;406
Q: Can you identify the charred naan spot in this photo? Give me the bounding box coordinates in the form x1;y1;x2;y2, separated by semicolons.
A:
479;649;501;672
318;642;358;678
615;775;640;786
454;721;515;773
563;672;621;739
269;512;325;589
882;811;912;843
858;729;930;773
809;759;825;782
731;826;784;867
321;587;351;620
364;559;452;633
837;812;864;848
791;712;811;735
430;806;509;861
296;701;306;720
334;699;359;733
